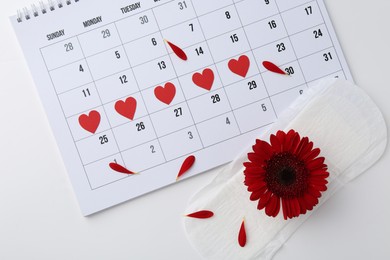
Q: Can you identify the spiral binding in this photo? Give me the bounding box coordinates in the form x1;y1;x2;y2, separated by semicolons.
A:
16;0;80;23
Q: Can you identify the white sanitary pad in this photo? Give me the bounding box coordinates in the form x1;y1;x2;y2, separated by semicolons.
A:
183;79;387;260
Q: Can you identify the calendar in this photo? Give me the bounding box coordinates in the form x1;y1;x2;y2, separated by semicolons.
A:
11;0;352;215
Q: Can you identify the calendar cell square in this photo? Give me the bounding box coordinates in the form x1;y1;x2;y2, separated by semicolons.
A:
225;75;268;109
198;5;241;39
244;14;287;49
41;37;83;70
196;112;240;147
277;0;314;12
159;126;203;161
216;52;258;86
234;99;276;133
68;107;111;141
132;56;176;89
178;65;223;100
150;102;194;137
300;47;341;82
253;38;296;73
59;83;101;117
86;46;130;80
261;60;305;95
153;0;197;30
290;24;331;58
76;130;119;165
95;69;139;104
187;90;231;123
115;10;159;44
122;141;165;173
307;70;345;88
50;60;92;94
78;23;122;57
191;0;232;16
104;93;148;128
161;18;204;49
113;116;157;151
270;85;306;115
281;1;323;35
208;28;251;63
85;154;128;189
236;0;279;26
141;78;185;113
124;33;167;67
170;42;214;76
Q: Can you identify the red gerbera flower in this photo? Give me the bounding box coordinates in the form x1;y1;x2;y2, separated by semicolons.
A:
243;130;329;220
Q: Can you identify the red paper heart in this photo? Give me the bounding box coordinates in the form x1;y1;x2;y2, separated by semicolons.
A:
78;110;101;134
154;82;176;105
115;97;137;120
192;68;214;91
228;55;250;78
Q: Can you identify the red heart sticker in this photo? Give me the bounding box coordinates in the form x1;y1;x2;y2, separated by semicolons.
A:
115;97;137;120
192;68;214;91
228;55;250;78
78;110;101;134
154;82;176;105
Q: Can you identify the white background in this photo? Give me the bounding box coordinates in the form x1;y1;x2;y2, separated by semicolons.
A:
0;0;389;259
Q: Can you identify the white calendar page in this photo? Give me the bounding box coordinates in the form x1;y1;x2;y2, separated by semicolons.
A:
11;0;352;216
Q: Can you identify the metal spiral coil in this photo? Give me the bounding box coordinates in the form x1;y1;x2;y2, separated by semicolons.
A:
16;0;80;23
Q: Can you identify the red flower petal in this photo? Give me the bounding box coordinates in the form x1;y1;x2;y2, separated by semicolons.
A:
254;139;273;157
298;141;314;158
257;190;272;210
176;155;195;180
298;197;308;214
307;186;322;198
282;198;289;220
294;137;308;156
263;61;287;75
302;148;321;162
291;197;301;216
186;210;214;219
249;187;267;201
276;130;286;151
265;195;279;217
109;162;135;174
244;166;265;176
306;157;326;170
166;39;187;61
238;219;247;247
290;132;301;154
247;180;267;192
270;134;282;152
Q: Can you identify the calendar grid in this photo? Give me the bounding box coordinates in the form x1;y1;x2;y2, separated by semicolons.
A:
75;36;128;175
52;20;330;99
89;119;275;190
39;48;95;189
316;1;347;80
81;63;344;172
66;54;341;137
187;0;243;134
230;0;278;120
111;21;168;163
274;0;311;88
45;11;329;75
150;7;205;149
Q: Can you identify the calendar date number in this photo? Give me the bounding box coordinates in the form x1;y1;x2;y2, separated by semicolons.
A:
99;135;109;144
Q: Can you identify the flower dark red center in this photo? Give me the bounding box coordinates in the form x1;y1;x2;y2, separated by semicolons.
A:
265;152;308;198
